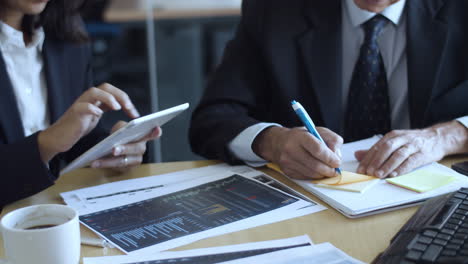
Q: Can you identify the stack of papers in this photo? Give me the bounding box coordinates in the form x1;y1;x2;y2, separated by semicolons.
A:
83;235;364;264
62;165;326;254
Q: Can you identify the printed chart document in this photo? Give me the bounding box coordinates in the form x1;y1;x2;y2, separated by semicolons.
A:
83;235;312;264
62;164;239;212
62;165;325;255
62;165;319;214
293;136;468;218
219;242;365;264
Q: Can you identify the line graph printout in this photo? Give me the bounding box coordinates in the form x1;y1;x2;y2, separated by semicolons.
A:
80;174;308;254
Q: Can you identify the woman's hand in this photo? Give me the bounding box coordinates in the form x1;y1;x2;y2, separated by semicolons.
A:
90;121;162;171
38;83;139;163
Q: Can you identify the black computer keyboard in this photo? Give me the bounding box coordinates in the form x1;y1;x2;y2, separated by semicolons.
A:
373;188;468;264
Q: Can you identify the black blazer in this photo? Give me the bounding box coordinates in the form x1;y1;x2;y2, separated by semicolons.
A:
0;35;107;208
189;0;468;164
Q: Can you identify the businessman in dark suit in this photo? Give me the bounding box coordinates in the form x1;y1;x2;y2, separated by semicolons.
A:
0;0;160;208
190;0;468;180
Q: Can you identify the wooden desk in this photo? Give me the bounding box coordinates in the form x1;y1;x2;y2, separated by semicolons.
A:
1;157;467;263
105;0;240;22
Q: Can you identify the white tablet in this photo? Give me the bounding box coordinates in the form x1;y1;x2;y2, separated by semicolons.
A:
60;103;189;175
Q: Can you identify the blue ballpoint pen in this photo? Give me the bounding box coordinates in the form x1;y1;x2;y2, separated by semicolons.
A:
291;100;342;175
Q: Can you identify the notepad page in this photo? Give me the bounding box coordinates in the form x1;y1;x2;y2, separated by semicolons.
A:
340;135;381;172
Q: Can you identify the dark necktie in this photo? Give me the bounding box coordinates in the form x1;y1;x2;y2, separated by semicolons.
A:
344;15;391;142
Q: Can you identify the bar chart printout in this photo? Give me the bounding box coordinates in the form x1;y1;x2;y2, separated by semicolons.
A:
80;175;299;252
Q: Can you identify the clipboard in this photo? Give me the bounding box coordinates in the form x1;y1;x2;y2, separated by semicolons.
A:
60;103;189;175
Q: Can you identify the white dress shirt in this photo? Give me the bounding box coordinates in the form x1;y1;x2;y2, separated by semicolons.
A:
0;22;50;137
228;0;467;165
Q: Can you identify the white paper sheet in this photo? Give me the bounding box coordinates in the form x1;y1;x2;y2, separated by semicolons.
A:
219;242;365;264
83;235;313;264
62;166;325;255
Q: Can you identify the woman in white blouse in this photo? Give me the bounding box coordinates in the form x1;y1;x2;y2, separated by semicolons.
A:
0;0;161;207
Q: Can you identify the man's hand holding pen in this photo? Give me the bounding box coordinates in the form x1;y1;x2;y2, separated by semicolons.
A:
252;100;343;180
253;126;342;180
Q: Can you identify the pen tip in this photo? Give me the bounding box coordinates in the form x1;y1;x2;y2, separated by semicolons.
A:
291;100;297;105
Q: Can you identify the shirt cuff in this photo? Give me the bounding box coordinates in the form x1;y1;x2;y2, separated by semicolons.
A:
456;116;468;129
228;122;282;167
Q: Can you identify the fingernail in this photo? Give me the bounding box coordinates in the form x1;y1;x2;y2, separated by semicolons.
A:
114;146;122;155
336;149;342;159
376;170;384;178
153;128;161;137
95;108;103;116
390;172;398;178
91;161;101;168
132;109;140;118
114;103;122;110
357;167;364;174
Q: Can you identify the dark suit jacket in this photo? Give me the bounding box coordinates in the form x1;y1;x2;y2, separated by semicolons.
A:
0;35;107;208
189;0;468;164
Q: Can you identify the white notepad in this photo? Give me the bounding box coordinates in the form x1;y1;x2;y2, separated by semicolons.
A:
294;136;468;218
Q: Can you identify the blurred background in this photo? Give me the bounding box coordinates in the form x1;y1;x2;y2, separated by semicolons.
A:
81;0;242;163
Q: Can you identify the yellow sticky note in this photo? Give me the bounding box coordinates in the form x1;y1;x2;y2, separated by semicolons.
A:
386;170;456;193
315;179;379;193
314;171;376;185
266;163;377;186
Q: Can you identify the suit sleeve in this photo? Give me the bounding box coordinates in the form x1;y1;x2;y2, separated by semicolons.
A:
0;133;57;208
0;42;107;209
189;0;270;164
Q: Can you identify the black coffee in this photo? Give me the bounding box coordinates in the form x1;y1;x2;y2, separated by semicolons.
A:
25;224;57;230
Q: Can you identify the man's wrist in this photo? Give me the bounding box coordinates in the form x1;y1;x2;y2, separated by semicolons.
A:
252;126;288;161
433;121;468;156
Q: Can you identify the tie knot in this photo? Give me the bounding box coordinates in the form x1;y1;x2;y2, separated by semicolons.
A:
363;15;388;42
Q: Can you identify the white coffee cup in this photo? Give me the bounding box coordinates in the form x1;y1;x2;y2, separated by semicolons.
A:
0;204;80;264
